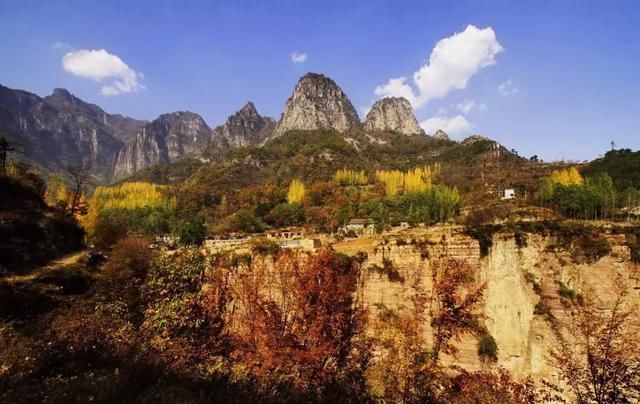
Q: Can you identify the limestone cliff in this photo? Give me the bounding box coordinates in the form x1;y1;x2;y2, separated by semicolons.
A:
0;85;146;183
339;225;640;382
114;111;212;178
363;97;423;135
273;73;360;137
212;102;275;148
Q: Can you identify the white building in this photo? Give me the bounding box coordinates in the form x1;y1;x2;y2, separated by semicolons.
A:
500;188;516;200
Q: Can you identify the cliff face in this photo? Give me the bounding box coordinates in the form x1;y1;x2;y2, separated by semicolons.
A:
114;111;212;178
345;226;639;381
0;85;146;183
364;97;423;135
212;102;275;148
273;73;360;136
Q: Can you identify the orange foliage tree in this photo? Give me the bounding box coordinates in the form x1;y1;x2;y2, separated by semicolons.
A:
429;258;486;363
227;249;365;392
549;278;640;403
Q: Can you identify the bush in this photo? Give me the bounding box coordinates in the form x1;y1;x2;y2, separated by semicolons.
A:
250;238;281;256
35;267;92;295
174;216;207;246
557;281;577;300
574;232;611;264
102;236;154;280
478;334;498;362
369;258;404;283
465;225;500;258
626;232;640;263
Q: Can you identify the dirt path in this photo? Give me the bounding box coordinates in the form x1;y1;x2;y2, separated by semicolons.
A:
3;250;85;284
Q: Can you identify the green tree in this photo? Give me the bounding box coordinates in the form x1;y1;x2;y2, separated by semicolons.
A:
174;215;207;246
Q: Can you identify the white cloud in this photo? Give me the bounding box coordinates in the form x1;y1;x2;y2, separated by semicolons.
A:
51;42;71;51
420;115;473;138
456;99;487;114
62;49;145;96
498;78;518;96
291;51;307;63
374;24;503;109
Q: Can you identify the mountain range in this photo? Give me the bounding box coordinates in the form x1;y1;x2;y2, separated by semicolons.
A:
1;73;486;183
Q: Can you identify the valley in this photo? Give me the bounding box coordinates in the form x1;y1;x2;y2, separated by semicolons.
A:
1;71;639;403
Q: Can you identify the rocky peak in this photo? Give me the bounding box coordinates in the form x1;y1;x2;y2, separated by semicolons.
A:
114;111;212;178
273;72;360;136
212;102;275;148
239;102;258;116
462;135;491;145
49;88;75;104
43;87;146;144
363;97;423;135
432;129;450;140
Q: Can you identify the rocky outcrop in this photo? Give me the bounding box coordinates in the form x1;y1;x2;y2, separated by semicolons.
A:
363;97;423;135
212;102;275;148
432;129;449;140
273;73;359;137
114;112;212;178
349;226;639;384
0;85;146;183
43;88;145;144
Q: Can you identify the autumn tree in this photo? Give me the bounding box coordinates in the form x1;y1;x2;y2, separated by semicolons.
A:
429;258;486;363
444;368;539;404
44;173;70;210
228;249;364;394
287;179;306;204
65;164;92;216
549;278;640;403
366;258;487;402
334;169;368;186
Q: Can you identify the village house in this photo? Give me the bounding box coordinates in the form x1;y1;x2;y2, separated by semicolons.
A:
279;238;322;252
266;227;305;240
340;218;375;237
500;188;516;200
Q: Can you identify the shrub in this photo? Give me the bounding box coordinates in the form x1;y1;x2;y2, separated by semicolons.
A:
574;232;611;264
478;334;498;362
465;225;500;258
523;271;542;295
557;281;578;300
625;232;640;264
174;216;207;246
102;236;154;280
369;258;404;283
514;231;528;249
250;238;281;256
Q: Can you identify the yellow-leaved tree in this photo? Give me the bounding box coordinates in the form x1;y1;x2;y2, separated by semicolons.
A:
287;179;306;204
81;182;175;238
549;167;584;186
333;169;368;186
44;173;70;209
375;164;441;197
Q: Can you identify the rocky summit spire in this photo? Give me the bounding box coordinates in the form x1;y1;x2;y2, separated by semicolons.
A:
212;102;276;148
114;111;212;178
432;129;450;140
363;97;424;135
273;72;360;137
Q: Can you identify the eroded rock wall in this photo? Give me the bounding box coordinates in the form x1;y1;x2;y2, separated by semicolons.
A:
355;227;639;380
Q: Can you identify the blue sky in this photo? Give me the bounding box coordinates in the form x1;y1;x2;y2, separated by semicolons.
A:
1;0;639;161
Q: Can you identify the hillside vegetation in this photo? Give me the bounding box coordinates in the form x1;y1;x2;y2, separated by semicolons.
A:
0;163;83;273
